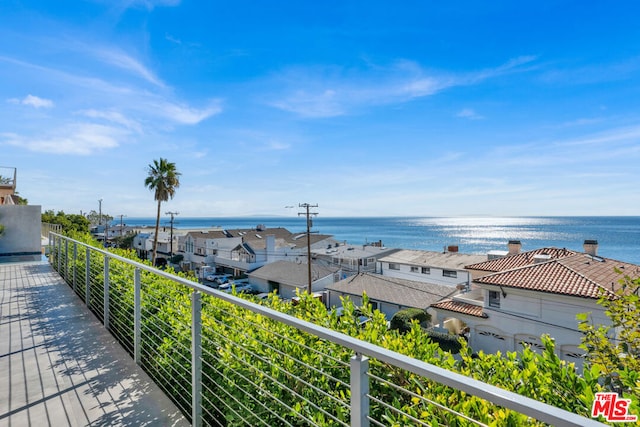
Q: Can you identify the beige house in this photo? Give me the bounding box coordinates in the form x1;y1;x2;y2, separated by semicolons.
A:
431;241;640;370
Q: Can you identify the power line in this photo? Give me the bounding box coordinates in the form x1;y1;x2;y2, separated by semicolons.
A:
298;203;318;294
165;211;179;257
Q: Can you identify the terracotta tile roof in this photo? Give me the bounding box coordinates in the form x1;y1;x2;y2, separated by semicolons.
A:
474;253;640;299
431;299;487;318
465;247;578;272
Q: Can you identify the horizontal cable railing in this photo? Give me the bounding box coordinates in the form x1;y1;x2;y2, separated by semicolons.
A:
47;233;606;427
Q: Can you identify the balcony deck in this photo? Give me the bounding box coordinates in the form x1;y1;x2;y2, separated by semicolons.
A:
0;260;188;426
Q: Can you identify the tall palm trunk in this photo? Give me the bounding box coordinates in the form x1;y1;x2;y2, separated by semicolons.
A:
152;199;161;265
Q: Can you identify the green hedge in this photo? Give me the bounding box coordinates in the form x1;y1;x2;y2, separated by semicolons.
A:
389;307;431;333
426;329;463;354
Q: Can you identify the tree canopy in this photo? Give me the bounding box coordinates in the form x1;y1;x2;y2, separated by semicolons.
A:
41;210;91;234
578;273;640;418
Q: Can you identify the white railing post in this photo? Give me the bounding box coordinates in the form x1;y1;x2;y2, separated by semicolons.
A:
64;238;69;280
192;291;203;427
73;242;78;293
351;353;370;427
85;247;91;306
57;236;61;272
134;268;141;365
104;256;110;329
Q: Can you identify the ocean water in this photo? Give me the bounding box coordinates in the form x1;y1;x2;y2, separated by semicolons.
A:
122;216;640;265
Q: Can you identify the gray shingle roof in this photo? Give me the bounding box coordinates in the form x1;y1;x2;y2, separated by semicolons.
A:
326;273;455;309
378;249;487;270
248;260;338;287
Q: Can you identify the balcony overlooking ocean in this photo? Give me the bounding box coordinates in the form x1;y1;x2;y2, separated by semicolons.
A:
0;233;608;426
0;260;187;426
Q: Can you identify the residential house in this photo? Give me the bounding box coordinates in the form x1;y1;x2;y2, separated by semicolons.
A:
179;230;236;273
377;249;487;288
215;226;336;276
312;242;399;276
248;260;341;299
430;241;640;369
132;231;177;262
325;272;455;320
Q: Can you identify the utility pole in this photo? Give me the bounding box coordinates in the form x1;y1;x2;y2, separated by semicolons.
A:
98;198;103;225
165;211;179;257
118;214;126;237
298;203;318;295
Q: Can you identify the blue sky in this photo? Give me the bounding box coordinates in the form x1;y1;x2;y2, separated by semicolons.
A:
1;1;640;218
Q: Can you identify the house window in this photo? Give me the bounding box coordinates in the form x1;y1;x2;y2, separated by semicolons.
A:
421;267;430;274
410;266;419;273
388;263;400;270
488;291;501;308
442;270;457;278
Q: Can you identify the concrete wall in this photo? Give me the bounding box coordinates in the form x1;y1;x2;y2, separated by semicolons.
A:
0;205;42;260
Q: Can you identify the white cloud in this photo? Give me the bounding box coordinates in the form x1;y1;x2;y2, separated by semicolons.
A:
153;100;223;124
8;94;54;108
165;33;182;44
93;48;165;88
78;109;142;133
269;56;537;118
102;0;180;11
456;108;484;120
3;123;124;155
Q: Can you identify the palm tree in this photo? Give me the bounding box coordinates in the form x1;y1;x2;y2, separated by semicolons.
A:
144;158;181;266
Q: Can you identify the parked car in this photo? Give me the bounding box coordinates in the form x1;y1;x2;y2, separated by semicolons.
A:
205;274;231;285
220;281;255;294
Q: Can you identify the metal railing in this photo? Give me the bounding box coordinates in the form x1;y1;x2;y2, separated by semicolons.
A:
47;233;606;427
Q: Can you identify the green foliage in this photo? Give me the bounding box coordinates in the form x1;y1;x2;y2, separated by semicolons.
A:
426;329;463;354
85;209;113;225
170;253;184;264
389;307;431;333
112;233;136;249
42;209;91;234
50;238;613;426
578;274;640;418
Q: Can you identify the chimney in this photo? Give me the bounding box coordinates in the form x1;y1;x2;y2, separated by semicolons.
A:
583;239;598;256
508;240;522;255
266;235;276;261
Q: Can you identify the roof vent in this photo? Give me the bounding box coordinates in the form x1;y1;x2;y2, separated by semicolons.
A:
533;254;552;264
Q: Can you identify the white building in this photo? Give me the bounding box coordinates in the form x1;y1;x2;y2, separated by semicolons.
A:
312;242;399;276
178;225;337;278
216;226;336;276
431;242;640;370
132;231;178;262
377;249;487;288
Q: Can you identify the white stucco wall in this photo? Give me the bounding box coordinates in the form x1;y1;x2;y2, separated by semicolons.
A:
0;205;41;258
381;262;470;287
